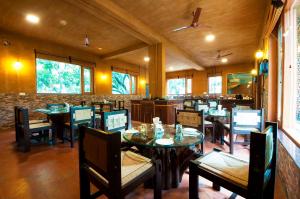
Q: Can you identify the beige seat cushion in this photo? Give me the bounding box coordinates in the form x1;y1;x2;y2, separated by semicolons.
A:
29;119;46;124
89;151;153;187
224;123;230;129
204;120;212;125
95;114;101;119
29;122;51;130
196;151;249;188
121;151;153;186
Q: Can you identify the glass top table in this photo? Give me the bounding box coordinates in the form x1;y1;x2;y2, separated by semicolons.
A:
35;108;69;115
207;109;228;117
123;124;204;148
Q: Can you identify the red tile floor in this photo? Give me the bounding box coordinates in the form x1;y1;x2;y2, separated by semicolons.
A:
0;129;286;199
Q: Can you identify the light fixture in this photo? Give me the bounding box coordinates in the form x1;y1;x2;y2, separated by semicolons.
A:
25;14;40;24
100;74;107;80
255;50;264;59
144;56;150;62
140;79;146;85
251;69;258;76
169;66;174;71
13;61;23;70
221;58;228;63
98;47;102;50
205;34;215;42
59;20;67;26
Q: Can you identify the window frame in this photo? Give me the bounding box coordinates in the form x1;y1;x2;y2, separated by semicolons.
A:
208;75;222;94
82;66;94;95
35;58;94;95
111;71;137;95
166;77;192;96
281;1;300;145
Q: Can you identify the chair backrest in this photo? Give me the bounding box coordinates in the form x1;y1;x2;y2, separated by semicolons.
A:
16;107;30;130
101;109;128;133
196;103;209;114
248;122;278;198
70;106;95;127
108;100;117;108
207;100;218;109
47;103;66;110
175;109;204;132
118;100;125;110
231;108;264;132
79;126;122;191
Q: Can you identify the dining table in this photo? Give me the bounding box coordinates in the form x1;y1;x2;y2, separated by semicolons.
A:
205;109;230;143
35;107;70;140
123;123;204;190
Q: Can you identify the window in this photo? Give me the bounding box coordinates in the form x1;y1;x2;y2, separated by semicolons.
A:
167;78;192;95
282;3;300;143
112;71;136;94
208;76;222;94
84;68;92;93
36;58;93;94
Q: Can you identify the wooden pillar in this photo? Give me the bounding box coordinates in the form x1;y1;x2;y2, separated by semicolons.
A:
148;43;166;98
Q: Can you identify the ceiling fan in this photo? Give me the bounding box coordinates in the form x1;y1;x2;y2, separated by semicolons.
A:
172;7;211;32
216;50;233;60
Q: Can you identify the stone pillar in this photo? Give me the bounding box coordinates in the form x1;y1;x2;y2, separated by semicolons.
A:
148;43;166;98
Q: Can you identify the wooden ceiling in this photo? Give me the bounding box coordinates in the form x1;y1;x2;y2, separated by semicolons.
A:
0;0;143;55
0;0;268;70
112;0;268;67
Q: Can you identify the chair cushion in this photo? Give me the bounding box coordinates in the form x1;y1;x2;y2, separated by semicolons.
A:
89;151;153;187
121;151;153;187
29;119;46;124
29;122;51;130
224;123;230;129
196;151;249;188
95;114;101;119
233;127;259;132
204;120;212;125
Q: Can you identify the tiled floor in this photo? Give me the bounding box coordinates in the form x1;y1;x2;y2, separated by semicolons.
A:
0;128;286;199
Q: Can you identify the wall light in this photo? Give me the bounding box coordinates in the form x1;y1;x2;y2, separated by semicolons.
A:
255;50;264;59
13;61;23;70
100;74;107;80
140;79;146;85
144;56;150;62
251;69;258;76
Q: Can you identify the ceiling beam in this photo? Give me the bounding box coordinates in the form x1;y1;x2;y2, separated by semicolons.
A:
101;43;148;60
63;0;204;70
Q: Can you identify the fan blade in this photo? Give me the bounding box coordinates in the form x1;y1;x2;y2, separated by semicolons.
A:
220;53;233;57
172;26;192;32
192;7;202;25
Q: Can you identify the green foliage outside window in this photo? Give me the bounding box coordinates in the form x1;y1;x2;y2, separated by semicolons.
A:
112;71;130;94
167;78;186;95
36;58;81;94
84;68;91;92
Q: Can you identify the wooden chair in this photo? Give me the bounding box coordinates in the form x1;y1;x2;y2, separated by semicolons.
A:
183;99;196;110
175;109;205;154
221;108;264;154
195;103;215;142
100;109;129;133
108;100;117;110
207;100;218;109
189;122;278;199
118;100;125;110
63;106;95;148
78;126;162;199
15;107;54;152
